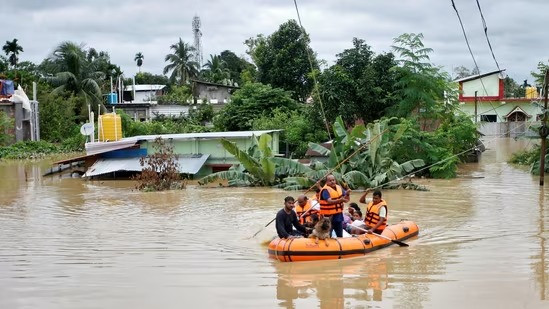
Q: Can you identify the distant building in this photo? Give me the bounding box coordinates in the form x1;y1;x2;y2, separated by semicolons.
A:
192;80;239;111
456;69;543;137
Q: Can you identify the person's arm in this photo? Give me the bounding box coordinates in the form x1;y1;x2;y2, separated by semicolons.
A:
275;211;290;238
359;188;372;204
291;211;307;234
323;189;346;205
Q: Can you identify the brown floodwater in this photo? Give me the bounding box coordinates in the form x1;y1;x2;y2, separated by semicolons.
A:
0;138;548;308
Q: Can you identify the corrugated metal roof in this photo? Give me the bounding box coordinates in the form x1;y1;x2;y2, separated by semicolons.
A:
454;69;505;83
83;154;210;177
85;130;281;155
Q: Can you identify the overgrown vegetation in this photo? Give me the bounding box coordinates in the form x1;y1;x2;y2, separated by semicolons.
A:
133;137;185;191
509;145;549;175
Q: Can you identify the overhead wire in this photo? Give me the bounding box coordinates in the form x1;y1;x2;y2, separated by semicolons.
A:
451;0;503;122
293;0;332;141
475;0;501;72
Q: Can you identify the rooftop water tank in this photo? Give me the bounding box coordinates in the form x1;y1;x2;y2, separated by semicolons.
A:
106;93;118;104
98;113;122;142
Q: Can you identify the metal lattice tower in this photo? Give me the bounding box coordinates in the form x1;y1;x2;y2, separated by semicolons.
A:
192;15;203;68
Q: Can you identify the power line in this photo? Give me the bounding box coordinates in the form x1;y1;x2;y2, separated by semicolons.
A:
475;0;501;72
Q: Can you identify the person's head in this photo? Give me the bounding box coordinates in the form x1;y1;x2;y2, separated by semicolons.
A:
349;202;360;213
372;190;382;204
284;196;295;211
296;195;308;207
347;206;355;216
353;210;362;220
326;174;337;189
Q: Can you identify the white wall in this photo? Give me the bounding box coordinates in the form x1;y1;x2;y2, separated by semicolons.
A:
462;74;500;97
150;105;190;118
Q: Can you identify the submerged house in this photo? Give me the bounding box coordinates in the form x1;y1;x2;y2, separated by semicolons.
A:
456;69;543;137
0;81;40;144
52;130;281;179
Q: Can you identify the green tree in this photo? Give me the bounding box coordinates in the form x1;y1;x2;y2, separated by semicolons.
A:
390;33;458;121
134;52;144;72
219;50;255;86
318;38;399;127
43;41;105;117
249;20;318;101
214;82;297;131
0;110;13;146
134;72;169;85
531;60;548;87
2;38;23;69
38;91;79;142
157;85;192;105
201;54;231;84
503;76;525;98
251;107;328;157
163;38;198;85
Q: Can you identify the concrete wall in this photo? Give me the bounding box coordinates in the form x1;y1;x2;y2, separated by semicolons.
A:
462;74;500;97
0;101;39;144
459;100;543;123
195;83;234;103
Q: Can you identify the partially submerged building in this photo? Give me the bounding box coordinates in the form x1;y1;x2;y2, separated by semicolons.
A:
0;81;40;144
52;130;281;179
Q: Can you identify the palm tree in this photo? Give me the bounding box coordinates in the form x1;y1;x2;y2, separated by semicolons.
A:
2;38;23;69
134;52;144;73
163;38;198;85
44;41;105;114
202;54;231;84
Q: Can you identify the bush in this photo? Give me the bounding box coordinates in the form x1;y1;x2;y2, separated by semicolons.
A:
0;110;14;146
39;92;79;143
0;140;61;159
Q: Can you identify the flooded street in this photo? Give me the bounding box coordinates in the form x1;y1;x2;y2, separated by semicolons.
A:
1;138;548;308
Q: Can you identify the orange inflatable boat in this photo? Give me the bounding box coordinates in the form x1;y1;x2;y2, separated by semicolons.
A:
268;220;418;262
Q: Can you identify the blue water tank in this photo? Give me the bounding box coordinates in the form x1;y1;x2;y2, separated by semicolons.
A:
106;93;118;104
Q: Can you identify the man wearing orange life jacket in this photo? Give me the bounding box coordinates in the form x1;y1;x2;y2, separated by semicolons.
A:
359;189;388;234
294;195;320;226
318;174;350;237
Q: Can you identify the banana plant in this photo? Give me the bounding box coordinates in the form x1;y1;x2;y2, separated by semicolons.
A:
198;134;312;187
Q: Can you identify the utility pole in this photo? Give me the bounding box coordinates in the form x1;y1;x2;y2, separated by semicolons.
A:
474;91;478;123
539;69;549;186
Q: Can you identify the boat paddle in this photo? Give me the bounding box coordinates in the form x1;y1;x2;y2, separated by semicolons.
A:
352;225;409;247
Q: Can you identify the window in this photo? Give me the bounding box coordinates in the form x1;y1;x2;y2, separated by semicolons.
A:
480;115;497;122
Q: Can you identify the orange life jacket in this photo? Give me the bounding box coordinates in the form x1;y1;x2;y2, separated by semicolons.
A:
295;200;319;225
319;184;344;216
364;199;388;231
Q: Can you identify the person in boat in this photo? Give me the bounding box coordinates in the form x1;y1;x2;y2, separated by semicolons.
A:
295;195;320;227
358;189;388;234
318;175;351;237
347;209;365;234
343;202;361;230
276;196;311;239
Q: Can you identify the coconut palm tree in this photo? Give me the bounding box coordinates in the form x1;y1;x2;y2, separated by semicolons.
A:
44;41;105;115
134;52;144;73
163;38;198;85
2;38;23;69
202;54;231;84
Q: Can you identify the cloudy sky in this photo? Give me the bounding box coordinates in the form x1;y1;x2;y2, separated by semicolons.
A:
6;0;548;84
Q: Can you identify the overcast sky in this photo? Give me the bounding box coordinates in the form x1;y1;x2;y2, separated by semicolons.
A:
6;0;548;84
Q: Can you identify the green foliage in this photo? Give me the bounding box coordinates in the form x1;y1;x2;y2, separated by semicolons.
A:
134;52;144;71
285;116;426;189
2;38;23;68
509;145;549;175
214;82;297;131
531;60;548;87
39;92;79;142
157;85;192;105
318;38;399;126
135;72;169;85
188;103;214;124
503;76;525;98
389;33;458;119
163;38;198;85
201;54;232;85
219;50;256;86
0;110;13;146
251;107;328;157
248;20;318;101
0;140;61;159
391;114;478;178
117;110;211;137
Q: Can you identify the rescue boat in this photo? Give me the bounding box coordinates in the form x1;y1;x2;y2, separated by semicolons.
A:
268;220;418;262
